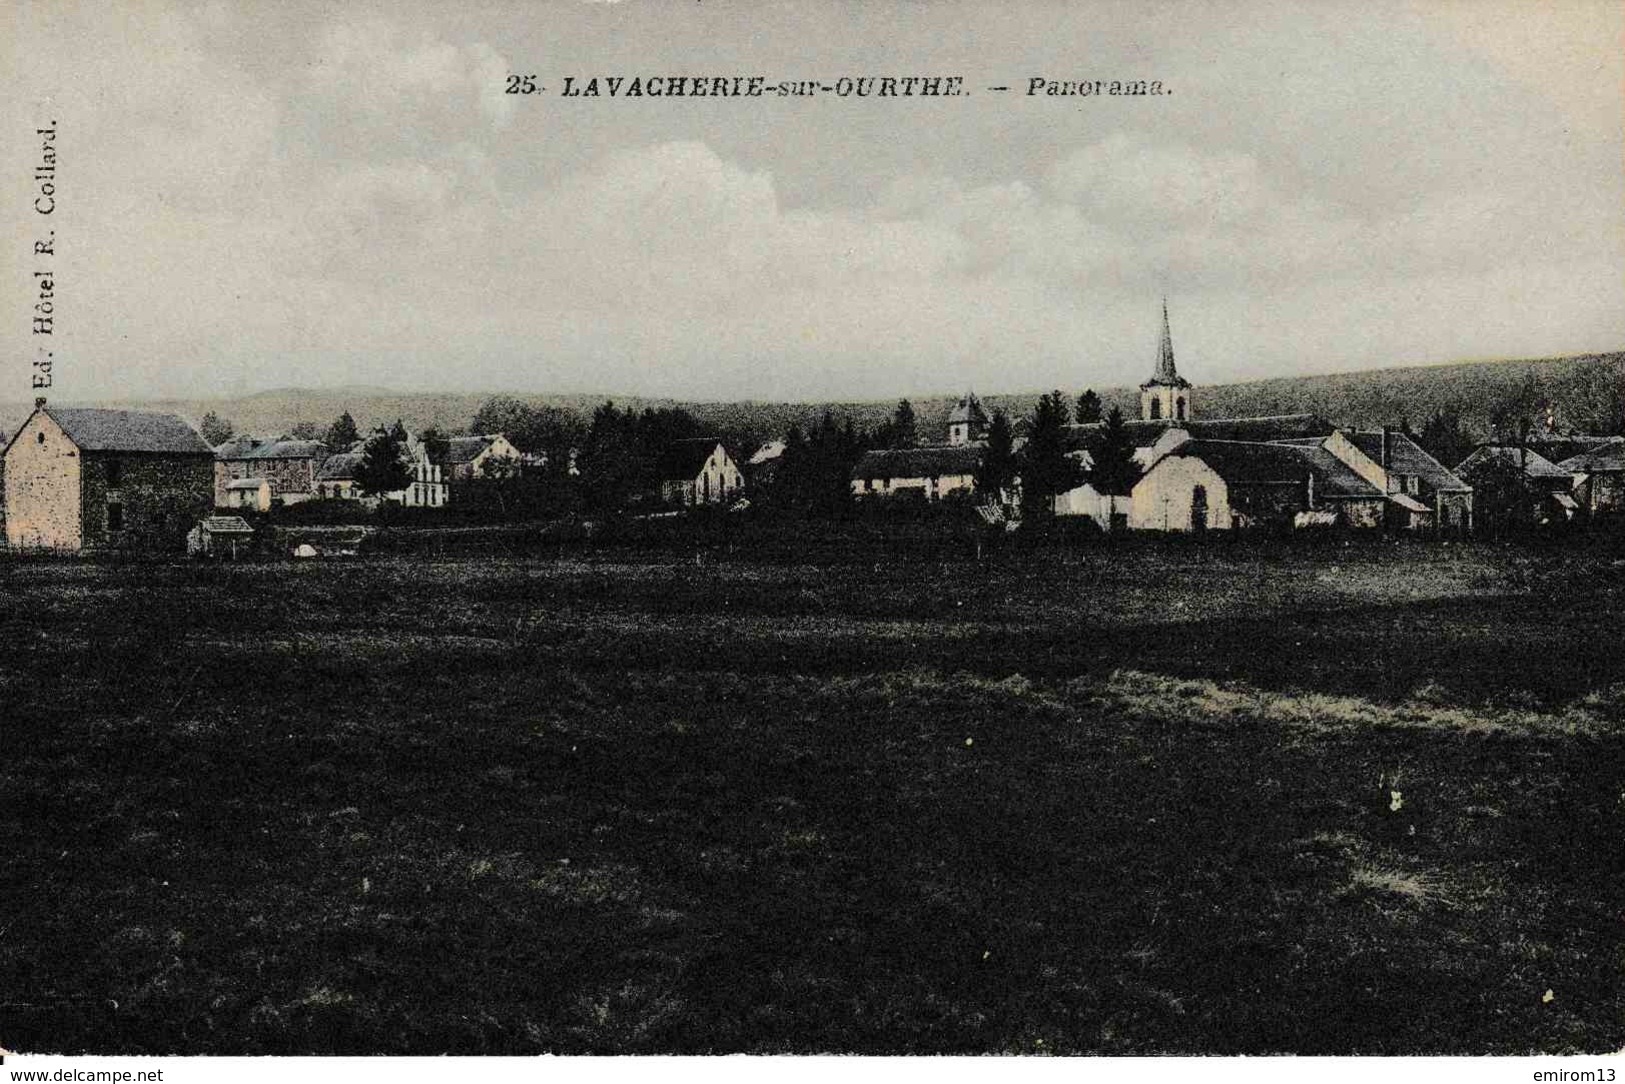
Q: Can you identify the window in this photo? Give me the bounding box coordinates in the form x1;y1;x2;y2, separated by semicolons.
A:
36;431;45;444
1176;398;1187;421
1405;476;1420;495
1149;398;1163;420
106;460;122;487
106;503;124;531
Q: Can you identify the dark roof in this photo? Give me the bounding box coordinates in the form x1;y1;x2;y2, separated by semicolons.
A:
947;394;989;427
444;436;501;464
1346;431;1471;492
1171;439;1381;498
1065;413;1334;451
314;451;363;482
656;439;727;480
213;435;263;458
43;407;211;455
242;438;326;461
1455;445;1570;480
852;445;984;481
1528;434;1622;463
1557;439;1625;473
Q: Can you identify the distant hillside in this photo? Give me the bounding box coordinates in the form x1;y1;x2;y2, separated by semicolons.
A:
5;352;1620;449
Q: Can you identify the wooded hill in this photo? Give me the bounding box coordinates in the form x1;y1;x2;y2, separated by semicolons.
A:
6;351;1621;449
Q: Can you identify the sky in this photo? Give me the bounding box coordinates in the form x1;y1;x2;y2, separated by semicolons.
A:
5;0;1623;402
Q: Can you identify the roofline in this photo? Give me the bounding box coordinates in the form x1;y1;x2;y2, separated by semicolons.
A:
0;402;48;457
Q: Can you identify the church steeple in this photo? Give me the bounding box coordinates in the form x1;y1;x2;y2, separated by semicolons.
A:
1140;300;1194;422
1151;300;1181;385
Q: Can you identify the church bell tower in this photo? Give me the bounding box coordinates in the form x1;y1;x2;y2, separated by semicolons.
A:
1140;300;1193;423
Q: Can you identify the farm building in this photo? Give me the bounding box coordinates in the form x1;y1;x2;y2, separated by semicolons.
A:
187;515;255;558
214;437;328;508
657;439;744;506
1052;481;1132;529
314;452;364;501
1557;439;1625;515
442;433;521;483
3;398;213;552
850;446;984;502
1130;438;1386;532
1337;430;1474;531
1455;444;1579;525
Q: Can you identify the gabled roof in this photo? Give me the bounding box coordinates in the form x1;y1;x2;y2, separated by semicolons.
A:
1169;439;1381;498
852;445;984;481
201;516;254;534
315;451;363;482
1346;431;1471;492
1557;439;1625;473
242;438;327;461
213;435;263;458
947;393;989;427
1065;413;1334;452
656;438;727;480
1455;445;1570;480
42;407;211;454
445;434;506;465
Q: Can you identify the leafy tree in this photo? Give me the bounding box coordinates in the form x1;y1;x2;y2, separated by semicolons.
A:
418;426;450;466
1092;406;1141;495
1075;389;1103;425
289;421;322;440
1020;390;1074;519
355;428;410;499
1418;408;1472;471
1468;454;1538;538
325;411;360;450
389;418;409;444
873;399;918;450
975;409;1016;501
199;411;234;445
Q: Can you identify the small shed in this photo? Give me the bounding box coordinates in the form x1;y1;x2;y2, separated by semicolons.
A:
188;515;255;558
225;477;271;512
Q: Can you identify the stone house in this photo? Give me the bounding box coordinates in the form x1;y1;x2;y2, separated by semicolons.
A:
1557;439;1625;515
215;437;328;508
1332;430;1475;532
657;439;744;506
3;398;213;552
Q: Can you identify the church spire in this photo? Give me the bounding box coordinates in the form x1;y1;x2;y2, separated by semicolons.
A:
1151;298;1180;385
1139;299;1193;422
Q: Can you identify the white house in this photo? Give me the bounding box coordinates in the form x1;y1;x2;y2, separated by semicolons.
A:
657;439;744;506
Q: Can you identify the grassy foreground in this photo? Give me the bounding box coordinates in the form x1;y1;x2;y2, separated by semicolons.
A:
2;536;1622;1054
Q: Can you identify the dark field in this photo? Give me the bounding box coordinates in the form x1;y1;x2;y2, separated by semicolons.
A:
4;534;1624;1054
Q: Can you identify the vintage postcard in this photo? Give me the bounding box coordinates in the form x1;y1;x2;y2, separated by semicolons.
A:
3;0;1623;1069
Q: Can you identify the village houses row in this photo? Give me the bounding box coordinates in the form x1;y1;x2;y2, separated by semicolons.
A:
1;306;1620;552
